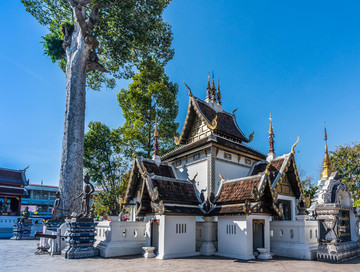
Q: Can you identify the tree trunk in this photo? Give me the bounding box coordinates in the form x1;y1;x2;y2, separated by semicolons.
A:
58;21;91;219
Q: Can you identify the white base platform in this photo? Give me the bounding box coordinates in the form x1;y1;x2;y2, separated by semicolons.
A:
271;242;318;260
200;241;216;256
96;241;145;258
214;251;255;260
157;251;200;260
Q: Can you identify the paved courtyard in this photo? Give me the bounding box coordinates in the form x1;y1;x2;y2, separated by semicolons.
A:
1;240;360;272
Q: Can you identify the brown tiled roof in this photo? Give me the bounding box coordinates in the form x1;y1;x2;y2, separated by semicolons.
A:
164;205;203;215
216;176;261;204
152;179;199;204
142;160;175;178
212;203;245;215
196;99;248;142
0;168;27;187
268;158;285;184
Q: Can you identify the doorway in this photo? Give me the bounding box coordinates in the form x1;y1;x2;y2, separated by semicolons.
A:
150;220;159;254
253;219;264;252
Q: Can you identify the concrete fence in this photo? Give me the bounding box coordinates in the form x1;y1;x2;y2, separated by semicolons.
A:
95;218;146;258
270;216;318;260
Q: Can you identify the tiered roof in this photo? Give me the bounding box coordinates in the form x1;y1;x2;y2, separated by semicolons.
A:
124;156;203;216
212;150;303;216
124;150;303;217
0;167;29;197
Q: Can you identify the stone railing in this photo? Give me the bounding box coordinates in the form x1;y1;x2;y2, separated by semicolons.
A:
270;215;318;260
95;218;146;258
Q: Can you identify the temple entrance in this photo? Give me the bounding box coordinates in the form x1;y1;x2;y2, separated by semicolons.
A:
150;220;159;254
253;219;264;252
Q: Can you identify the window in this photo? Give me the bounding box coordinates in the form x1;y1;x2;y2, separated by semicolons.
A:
245;158;252;165
226;224;237;234
176;223;187;234
193;153;200;161
279;200;292;220
224;152;232;160
290;229;294;239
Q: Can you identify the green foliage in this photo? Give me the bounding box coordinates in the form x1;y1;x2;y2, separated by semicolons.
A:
300;176;317;204
330;143;360;206
42;25;64;63
115;58;179;158
84;121;130;216
21;0;174;90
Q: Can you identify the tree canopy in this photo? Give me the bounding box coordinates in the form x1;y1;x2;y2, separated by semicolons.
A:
84;121;129;216
115;57;179;158
22;0;174;90
330;142;360;206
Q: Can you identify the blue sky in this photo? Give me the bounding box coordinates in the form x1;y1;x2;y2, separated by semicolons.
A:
0;1;359;186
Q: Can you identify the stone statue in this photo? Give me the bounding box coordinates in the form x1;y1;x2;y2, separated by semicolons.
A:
49;191;61;222
75;173;95;217
23;206;30;219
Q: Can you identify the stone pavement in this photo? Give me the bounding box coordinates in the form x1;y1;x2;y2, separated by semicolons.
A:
1;240;360;272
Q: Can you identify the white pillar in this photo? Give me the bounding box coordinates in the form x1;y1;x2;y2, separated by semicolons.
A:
200;216;216;256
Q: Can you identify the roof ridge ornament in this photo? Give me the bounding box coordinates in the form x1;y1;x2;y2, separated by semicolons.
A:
248;131;254;142
129;141;137;158
206;73;211;101
23;165;30;173
290;137;300;155
207;115;218;130
174;135;181;146
184;81;193;97
217;78;221;105
211;71;216;102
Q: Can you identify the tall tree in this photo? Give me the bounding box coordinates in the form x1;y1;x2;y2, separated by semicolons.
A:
84;121;129;216
116;58;179;158
22;0;174;217
330;143;360;206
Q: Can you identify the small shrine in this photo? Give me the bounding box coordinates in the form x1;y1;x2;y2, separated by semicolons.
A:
310;127;360;262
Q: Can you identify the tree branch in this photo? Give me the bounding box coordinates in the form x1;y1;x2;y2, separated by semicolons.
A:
67;0;88;33
87;0;118;30
86;60;108;73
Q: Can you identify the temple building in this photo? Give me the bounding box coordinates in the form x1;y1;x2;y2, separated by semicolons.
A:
123;74;309;260
0;167;29;238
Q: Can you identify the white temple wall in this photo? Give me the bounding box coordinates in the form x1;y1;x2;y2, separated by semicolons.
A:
214;160;251;192
157;215;198;259
217;215;270;260
270;216;318;260
176;159;208;191
217;216;249;259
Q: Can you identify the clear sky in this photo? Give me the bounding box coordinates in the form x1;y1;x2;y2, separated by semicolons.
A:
0;1;359;186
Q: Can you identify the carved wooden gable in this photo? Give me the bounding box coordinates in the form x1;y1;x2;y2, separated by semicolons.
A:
186;114;211;144
276;175;295;197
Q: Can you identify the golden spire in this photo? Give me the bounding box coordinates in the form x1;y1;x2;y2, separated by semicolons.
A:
154;116;159;138
206;73;211;100
153;116;159;157
269;113;274;135
320;123;332;180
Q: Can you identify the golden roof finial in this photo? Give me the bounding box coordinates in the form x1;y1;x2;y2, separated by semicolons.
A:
321;122;332;179
269;113;274;135
154;116;159;138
